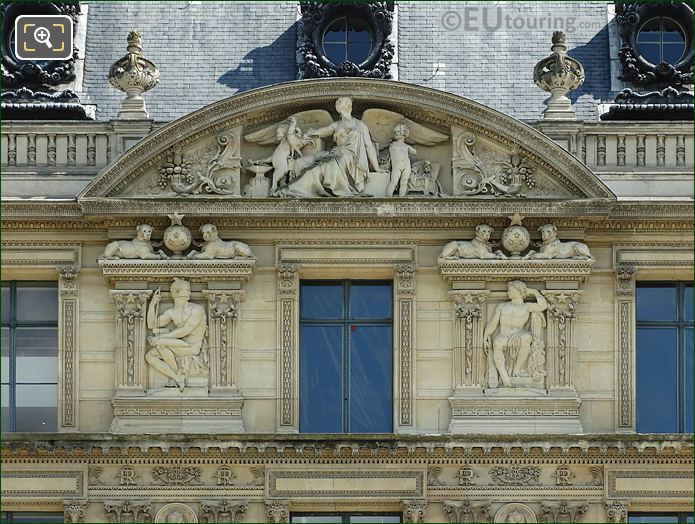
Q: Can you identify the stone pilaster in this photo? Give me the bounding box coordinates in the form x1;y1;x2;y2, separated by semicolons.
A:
110;290;152;396
450;290;489;391
604;499;628;523
615;265;637;432
443;500;492;523
403;499;427;523
203;290;244;396
395;264;417;430
266;501;289;523
58;266;80;431
201;500;248;523
543;290;582;394
276;265;299;432
63;499;87;523
103;501;152;523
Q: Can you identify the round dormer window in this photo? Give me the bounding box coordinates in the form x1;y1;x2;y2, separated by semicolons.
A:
322;16;374;67
637;16;687;66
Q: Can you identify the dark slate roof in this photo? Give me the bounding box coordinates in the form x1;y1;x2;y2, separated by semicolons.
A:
80;1;614;122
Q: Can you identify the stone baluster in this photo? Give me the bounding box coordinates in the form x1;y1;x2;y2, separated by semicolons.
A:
47;133;57;166
596;135;606;166
636;134;645;166
616;134;625;166
106;134;112;164
87;134;96;166
656;134;665;166
203;290;243;395
27;133;36;166
615;265;637;432
7;133;16;166
676;135;685;166
110;290;152;395
543;290;582;392
67;133;76;166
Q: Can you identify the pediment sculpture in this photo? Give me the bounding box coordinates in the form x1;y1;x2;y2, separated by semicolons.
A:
245;97;448;198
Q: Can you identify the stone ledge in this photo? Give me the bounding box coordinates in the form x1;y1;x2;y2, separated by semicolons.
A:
98;258;256;284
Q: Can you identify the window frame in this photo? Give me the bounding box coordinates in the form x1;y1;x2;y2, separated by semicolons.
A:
635;282;694;434
290;512;402;524
628;511;694;523
636;15;688;66
299;280;394;434
1;511;65;523
1;281;59;433
321;15;375;67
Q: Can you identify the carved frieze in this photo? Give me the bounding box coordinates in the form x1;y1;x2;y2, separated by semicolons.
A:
150;465;202;486
489;465;541;486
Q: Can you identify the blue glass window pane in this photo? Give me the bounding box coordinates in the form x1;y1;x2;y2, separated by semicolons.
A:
324;42;345;64
350;283;392;319
686;514;694;523
300;325;343;433
1;385;9;432
350;517;401;523
637;18;662;64
12;514;65;523
16;286;58;323
16;327;58;383
1;328;9;384
301;284;343;319
628;517;678;523
1;285;9;325
636;328;678;432
292;517;343;524
349;325;392;433
685;328;693;433
15;384;57;432
662;18;686;63
637;285;677;322
684;286;693;322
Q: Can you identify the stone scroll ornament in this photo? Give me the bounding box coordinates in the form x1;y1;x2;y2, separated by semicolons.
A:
483;280;548;390
244;97;447;198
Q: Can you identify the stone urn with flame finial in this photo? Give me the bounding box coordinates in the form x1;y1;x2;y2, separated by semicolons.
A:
163;213;192;259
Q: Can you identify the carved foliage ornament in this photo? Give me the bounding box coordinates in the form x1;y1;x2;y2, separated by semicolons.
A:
443;500;492;523
540;500;587;523
151;465;202;486
403;500;427;523
201;500;247;524
298;1;394;79
104;500;152;523
489;464;541;486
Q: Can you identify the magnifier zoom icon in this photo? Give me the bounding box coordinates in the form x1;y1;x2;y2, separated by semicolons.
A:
33;26;53;49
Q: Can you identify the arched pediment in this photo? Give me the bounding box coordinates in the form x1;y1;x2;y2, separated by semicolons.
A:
79;79;614;215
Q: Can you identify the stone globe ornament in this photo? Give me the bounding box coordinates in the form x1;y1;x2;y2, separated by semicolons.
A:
501;213;530;259
108;31;160;119
163;212;192;259
533;31;585;120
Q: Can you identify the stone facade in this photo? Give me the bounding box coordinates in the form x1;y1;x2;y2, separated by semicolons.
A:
1;4;693;522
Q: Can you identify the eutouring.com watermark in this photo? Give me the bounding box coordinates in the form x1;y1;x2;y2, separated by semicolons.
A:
441;7;603;33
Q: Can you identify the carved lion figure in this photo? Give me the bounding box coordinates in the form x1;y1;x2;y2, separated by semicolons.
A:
188;224;254;260
101;224;164;260
524;224;593;260
438;224;507;262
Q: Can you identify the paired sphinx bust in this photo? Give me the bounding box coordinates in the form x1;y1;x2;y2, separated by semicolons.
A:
100;223;254;260
439;222;593;262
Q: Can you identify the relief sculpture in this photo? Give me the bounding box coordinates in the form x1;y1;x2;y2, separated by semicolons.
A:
146;278;208;391
245;97;447;198
483;280;547;390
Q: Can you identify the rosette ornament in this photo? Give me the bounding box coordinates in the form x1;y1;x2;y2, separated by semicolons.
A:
108;31;160;119
533;32;585;120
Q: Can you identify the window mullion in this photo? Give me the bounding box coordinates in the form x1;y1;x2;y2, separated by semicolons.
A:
343;282;350;433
